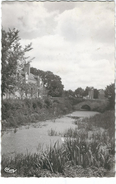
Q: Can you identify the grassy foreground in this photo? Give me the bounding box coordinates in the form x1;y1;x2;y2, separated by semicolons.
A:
1;110;115;177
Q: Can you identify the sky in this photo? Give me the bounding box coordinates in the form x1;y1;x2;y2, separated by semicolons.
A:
2;1;115;91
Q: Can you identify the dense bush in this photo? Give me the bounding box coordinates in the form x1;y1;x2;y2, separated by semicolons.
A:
2;97;73;129
2;99;24;119
82;110;115;139
44;98;52;108
69;97;84;106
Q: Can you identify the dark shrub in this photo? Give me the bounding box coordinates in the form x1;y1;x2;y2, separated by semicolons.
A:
32;101;37;109
36;99;43;109
24;99;32;108
69;97;84;106
2;97;73;129
44;98;52;108
7;116;17;127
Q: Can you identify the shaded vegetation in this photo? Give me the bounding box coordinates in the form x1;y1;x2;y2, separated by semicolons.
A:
2;97;73;130
81;110;115;139
105;83;115;110
30;67;64;97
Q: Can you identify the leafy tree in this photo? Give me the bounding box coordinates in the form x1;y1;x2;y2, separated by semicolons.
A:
64;90;75;98
43;71;64;97
16;75;38;99
105;83;115;109
74;87;84;97
30;67;42;76
94;88;99;99
83;86;93;96
30;68;64;97
2;28;32;97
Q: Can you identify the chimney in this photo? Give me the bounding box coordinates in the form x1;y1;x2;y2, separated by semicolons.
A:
24;63;30;75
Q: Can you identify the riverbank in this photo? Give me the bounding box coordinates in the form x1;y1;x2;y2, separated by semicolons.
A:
2;97;75;130
1;110;115;177
2;96;108;131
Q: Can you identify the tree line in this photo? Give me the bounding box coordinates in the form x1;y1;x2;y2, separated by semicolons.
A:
2;28;115;109
64;87;99;99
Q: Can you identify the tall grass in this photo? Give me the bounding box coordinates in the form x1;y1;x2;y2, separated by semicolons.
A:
82;110;115;138
63;136;114;169
48;129;59;136
2;143;66;176
2;130;115;177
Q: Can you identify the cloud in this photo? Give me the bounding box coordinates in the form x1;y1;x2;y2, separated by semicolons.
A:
56;2;114;44
2;2;115;90
44;2;78;13
2;2;58;39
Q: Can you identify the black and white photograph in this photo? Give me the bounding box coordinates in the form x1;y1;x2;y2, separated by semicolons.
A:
1;1;115;177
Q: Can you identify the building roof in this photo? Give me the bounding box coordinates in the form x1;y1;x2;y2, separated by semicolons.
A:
28;73;37;84
28;73;35;80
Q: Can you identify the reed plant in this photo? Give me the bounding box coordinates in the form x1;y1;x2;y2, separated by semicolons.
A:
63;137;114;170
82;110;115;138
48;129;59;136
2;129;115;177
2;110;115;177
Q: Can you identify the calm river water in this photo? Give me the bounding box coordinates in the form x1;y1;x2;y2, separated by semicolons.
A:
1;111;99;157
